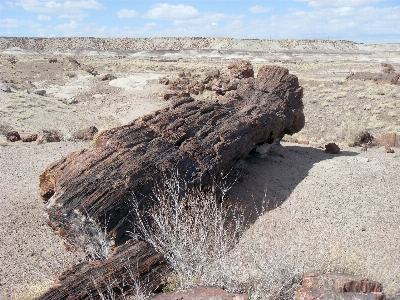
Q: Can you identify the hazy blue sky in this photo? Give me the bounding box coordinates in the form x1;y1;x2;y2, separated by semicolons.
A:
0;0;399;43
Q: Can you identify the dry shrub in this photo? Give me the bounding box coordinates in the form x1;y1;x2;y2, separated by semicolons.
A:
130;171;244;291
130;171;400;299
130;172;305;299
86;265;151;300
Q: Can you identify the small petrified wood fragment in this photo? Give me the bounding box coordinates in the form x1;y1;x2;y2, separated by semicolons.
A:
295;271;385;300
39;63;305;253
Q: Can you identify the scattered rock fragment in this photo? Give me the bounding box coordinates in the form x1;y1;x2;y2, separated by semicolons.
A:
348;132;378;148
158;77;169;85
63;97;78;105
21;134;38;142
211;76;240;95
187;80;204;95
37;130;62;144
381;62;395;74
162;90;190;100
72;126;98;140
295;271;385;300
385;145;394;153
162;90;179;100
0;83;12;92
228;59;254;79
84;65;98;76
150;286;248;300
7;56;16;65
325;143;340;154
202;70;220;84
6;131;21;142
356;132;375;146
67;57;80;69
168;77;189;91
99;74;116;81
34;89;46;96
65;72;76;78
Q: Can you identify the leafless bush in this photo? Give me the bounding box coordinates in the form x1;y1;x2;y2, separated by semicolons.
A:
129;172;309;299
88;265;151;300
130;171;245;291
129;171;399;299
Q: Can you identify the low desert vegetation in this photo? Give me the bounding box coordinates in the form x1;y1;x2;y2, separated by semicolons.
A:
129;172;245;292
128;172;399;299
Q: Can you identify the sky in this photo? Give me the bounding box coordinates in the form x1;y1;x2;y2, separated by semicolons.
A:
0;0;399;43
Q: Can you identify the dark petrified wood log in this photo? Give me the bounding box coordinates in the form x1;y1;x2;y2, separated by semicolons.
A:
39;63;304;252
38;240;170;300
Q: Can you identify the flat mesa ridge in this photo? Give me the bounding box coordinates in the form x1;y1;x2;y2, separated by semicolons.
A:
1;37;400;53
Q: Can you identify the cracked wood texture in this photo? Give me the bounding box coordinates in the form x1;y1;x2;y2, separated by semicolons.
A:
38;240;170;300
39;63;305;252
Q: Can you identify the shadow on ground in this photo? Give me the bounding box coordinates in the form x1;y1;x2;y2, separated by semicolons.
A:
228;143;358;225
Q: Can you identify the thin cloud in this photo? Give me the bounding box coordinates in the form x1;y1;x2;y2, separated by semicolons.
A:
173;12;244;26
249;5;271;14
1;1;15;9
117;9;138;19
0;18;21;28
16;0;103;20
38;15;51;21
296;0;387;8
146;3;199;20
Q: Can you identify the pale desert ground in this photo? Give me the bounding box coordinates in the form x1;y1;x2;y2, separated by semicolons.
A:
0;42;400;299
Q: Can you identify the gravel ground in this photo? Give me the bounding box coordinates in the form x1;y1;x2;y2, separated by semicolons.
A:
231;142;400;296
0;48;399;298
1;141;399;299
0;141;88;299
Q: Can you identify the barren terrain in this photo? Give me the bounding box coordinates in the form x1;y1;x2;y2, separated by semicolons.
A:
0;38;399;299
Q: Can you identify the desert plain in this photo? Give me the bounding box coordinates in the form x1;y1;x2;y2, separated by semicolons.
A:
0;37;399;299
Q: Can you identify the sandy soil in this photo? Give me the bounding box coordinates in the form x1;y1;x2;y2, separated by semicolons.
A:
0;47;399;298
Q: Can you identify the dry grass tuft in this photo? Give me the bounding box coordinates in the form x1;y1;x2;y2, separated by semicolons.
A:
130;171;244;291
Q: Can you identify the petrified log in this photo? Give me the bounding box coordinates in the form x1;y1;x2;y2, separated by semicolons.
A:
38;240;170;300
347;63;400;85
39;63;304;253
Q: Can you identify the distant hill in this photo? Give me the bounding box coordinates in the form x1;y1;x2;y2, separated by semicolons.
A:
1;37;400;54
